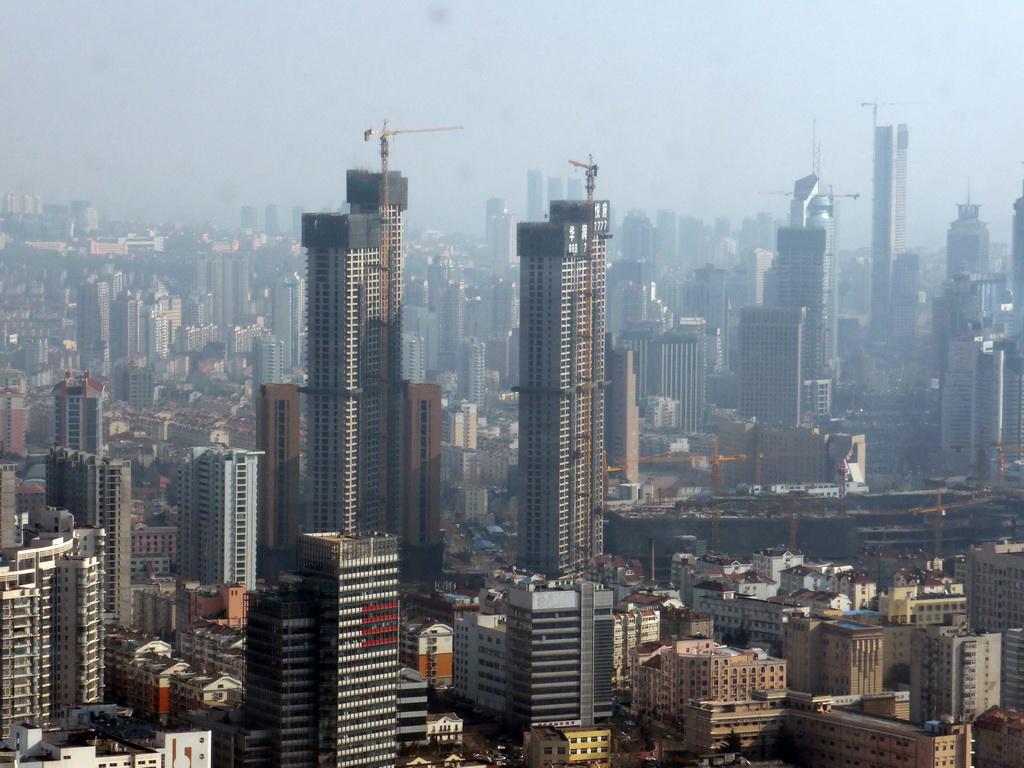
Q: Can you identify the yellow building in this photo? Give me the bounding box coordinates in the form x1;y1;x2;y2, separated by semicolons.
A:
785;616;884;696
878;585;966;625
526;725;612;768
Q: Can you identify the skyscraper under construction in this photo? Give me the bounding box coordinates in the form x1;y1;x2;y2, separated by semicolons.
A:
303;170;407;535
517;198;609;577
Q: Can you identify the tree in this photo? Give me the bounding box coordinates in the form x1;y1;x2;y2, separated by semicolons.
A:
721;729;743;755
771;723;805;766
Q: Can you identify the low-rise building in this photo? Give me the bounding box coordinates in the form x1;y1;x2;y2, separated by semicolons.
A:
525;725;612;768
785;615;884;696
878;585;967;626
401;621;454;687
425;713;463;745
683;690;971;766
7;722;211;768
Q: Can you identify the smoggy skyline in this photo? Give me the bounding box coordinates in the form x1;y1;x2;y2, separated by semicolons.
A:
2;1;1023;249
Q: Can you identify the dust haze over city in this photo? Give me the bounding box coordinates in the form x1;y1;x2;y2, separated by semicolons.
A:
5;2;1024;767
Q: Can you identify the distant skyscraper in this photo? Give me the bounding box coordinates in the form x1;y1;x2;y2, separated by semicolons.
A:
252;334;285;387
605;336;639;485
738;306;804;427
177;446;261;589
304;170;407;535
518;198;608;577
245;532;400;768
1013;182;1024;334
678;216;707;265
774;226;828;383
78;276;110;372
649;322;707;432
870;123;908;331
52;371;104;453
194;252;250;330
292;204;303;238
947;202;989;278
240;205;258;231
891;252;920;351
264;203;279;236
485;198;517;265
622;210;656;279
655;210;677;272
256;383;301;581
109;291;142;361
272;271;305;370
527;169;543;223
682;266;730;371
47;447;132;625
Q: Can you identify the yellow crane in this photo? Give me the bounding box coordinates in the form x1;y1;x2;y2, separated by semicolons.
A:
909;489;996;558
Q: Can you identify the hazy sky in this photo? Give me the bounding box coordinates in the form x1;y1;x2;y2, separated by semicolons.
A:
2;1;1022;249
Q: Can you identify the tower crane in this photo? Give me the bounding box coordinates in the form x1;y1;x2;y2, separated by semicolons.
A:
860;101;929;127
363;120;463;329
909;489;996;558
993;443;1024;483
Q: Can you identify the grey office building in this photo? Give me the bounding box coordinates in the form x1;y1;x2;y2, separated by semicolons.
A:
506;579;613;727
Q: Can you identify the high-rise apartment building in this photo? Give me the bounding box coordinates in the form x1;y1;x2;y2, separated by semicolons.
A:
245;532;399;768
252;334;285;387
272;272;306;370
0;390;26;457
304;170;407;535
870;123;908;331
966;541;1024;632
605;337;639;484
112;359;153;409
947;203;989;278
109;291;142;361
506;579;614;727
194;251;250;331
459;337;486;405
910;621;1001;723
256;383;301;581
240;205;258;231
177;446;261;590
738;306;804;426
78;276;111;373
52;372;105;453
0;506;104;741
517;199;608;577
46;447;131;625
485;197;517;265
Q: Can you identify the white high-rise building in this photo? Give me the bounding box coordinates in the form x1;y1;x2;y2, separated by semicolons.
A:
252;335;285;388
518;198;609;577
460;337;486;405
0;503;104;741
177;446;261;589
